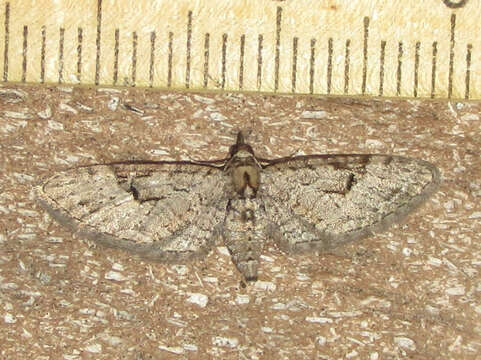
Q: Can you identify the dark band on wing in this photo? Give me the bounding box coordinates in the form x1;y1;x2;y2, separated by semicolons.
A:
260;154;389;169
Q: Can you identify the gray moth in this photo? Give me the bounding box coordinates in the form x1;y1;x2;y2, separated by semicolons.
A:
36;132;440;281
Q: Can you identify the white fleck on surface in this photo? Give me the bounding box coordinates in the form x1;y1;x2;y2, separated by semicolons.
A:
346;350;359;358
111;263;124;271
104;271;127;282
149;148;170;156
186;293;208;308
4;313;17;324
254;281;276;292
99;333;123;346
236;294;250;305
260;255;274;262
83;344;102;353
446;285;465;296
328;311;362;318
4;110;31;119
172;265;189;275
108;97;120;111
271;303;286;310
59;102;78;114
216;246;230;256
360;296;391;309
212;336;239;348
183;343;198;351
210;112;227;121
366;139;384;147
393;336;416;351
306;316;333;324
317;336;327;346
48;120;64;130
158;344;184;354
468;212;481;219
300;110;328;119
460;113;479;121
17;209;38;217
193;95;215;104
37;106;52;119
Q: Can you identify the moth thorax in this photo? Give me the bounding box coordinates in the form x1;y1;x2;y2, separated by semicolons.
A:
231;164;260;198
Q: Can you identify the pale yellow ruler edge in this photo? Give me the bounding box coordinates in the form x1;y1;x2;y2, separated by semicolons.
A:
1;0;479;99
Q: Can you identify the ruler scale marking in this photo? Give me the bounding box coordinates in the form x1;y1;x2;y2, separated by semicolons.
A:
396;41;403;96
431;41;438;98
274;6;282;92
113;29;119;85
22;25;26;83
40;25;45;84
3;2;9;82
221;33;227;89
327;37;333;95
291;36;298;93
257;34;263;91
379;40;385;96
77;27;83;83
239;34;245;90
465;43;472;99
0;1;478;99
203;33;209;88
167;31;173;88
149;31;155;88
448;13;455;98
361;16;369;95
309;38;315;94
58;28;64;84
185;11;192;89
344;39;350;94
132;32;137;87
414;41;420;97
95;0;102;86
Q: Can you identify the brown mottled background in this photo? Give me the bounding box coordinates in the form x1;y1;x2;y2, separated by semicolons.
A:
0;85;480;359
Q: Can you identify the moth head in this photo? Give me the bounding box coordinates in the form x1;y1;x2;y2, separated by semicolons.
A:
229;131;255;159
226;131;261;197
226;131;259;169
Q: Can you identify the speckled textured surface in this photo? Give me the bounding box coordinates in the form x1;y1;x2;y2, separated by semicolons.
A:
0;85;480;359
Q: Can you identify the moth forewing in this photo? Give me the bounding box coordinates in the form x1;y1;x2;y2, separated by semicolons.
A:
261;153;440;254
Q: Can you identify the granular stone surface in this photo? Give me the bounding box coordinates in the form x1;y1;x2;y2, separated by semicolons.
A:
0;85;480;359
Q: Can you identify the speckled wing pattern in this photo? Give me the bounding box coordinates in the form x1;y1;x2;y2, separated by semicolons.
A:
260;154;440;253
36;134;440;281
36;163;229;262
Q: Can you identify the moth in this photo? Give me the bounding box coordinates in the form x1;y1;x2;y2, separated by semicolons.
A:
36;132;440;281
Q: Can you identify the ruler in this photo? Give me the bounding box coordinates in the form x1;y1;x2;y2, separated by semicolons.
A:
1;0;479;99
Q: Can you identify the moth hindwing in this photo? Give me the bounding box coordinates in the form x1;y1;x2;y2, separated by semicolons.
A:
36;132;440;282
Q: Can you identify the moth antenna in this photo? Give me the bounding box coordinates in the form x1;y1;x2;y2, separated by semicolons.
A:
236;131;246;145
236;129;254;145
